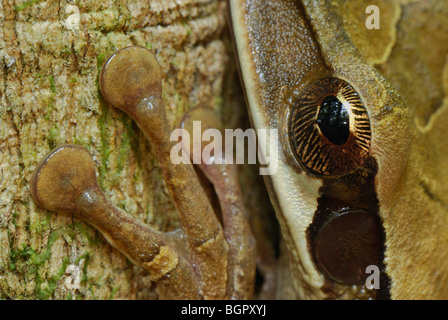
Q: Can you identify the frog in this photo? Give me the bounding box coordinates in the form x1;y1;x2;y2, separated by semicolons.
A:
29;0;448;300
228;0;448;299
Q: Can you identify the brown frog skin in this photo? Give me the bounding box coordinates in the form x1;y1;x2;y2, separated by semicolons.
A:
29;0;448;300
229;0;448;299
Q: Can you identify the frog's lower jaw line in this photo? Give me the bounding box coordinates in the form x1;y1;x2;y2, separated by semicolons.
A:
266;167;327;299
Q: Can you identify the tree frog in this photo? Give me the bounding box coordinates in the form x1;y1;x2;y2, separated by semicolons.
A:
229;0;448;299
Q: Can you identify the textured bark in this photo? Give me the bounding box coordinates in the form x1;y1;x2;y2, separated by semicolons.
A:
0;0;252;299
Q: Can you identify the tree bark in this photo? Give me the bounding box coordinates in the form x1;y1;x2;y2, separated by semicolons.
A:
0;0;247;299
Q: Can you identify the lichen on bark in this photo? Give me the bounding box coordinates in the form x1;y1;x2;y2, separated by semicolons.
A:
0;0;241;299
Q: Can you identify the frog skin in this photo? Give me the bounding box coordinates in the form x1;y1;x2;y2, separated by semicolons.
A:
29;0;448;300
228;0;448;299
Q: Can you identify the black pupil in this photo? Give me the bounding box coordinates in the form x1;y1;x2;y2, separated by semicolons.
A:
316;95;350;145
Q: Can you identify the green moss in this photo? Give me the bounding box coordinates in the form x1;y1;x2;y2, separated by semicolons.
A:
60;47;72;55
114;117;132;180
112;115;141;185
70;77;78;84
73;134;92;150
9;243;33;271
41;76;57;120
133;170;140;183
9;226;78;299
117;200;127;211
89;284;97;299
97;53;106;72
14;0;43;11
35;256;70;300
182;21;192;37
75;251;90;284
47;124;59;150
30;213;51;233
109;286;119;300
29;228;72;267
49;76;56;94
11;212;19;227
96;53;112;189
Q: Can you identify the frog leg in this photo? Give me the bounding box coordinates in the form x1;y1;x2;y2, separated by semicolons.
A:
99;46;234;299
181;107;257;299
30;144;201;299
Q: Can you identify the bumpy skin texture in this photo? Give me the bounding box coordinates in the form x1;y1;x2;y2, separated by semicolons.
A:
304;0;448;299
372;1;448;299
230;0;448;299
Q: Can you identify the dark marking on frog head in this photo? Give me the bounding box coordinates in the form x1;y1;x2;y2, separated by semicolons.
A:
307;157;391;299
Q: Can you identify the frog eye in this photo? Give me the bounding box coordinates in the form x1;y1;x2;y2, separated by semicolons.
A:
289;77;371;176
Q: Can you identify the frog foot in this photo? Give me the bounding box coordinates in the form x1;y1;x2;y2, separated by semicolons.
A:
30;46;256;299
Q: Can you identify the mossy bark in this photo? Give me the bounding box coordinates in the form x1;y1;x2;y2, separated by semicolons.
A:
0;0;251;299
